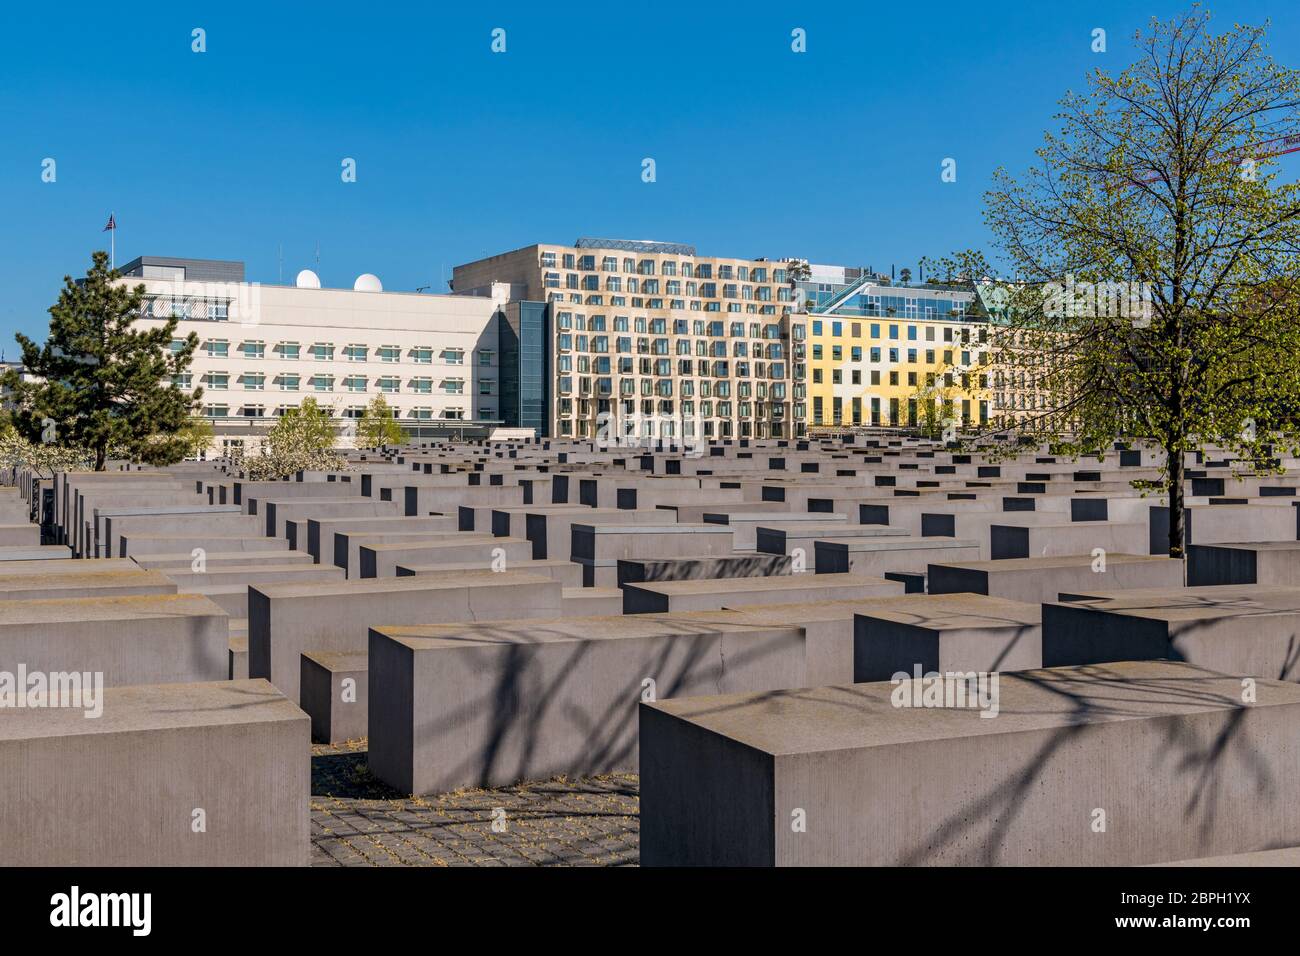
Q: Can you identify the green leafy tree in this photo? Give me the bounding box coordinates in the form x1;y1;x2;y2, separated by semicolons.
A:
357;395;405;448
934;10;1300;558
240;397;345;479
176;417;215;459
2;250;201;470
912;375;956;440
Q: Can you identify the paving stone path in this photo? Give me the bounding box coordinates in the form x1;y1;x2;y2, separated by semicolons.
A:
311;740;640;866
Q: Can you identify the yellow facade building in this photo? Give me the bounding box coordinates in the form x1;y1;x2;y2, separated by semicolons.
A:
797;266;991;430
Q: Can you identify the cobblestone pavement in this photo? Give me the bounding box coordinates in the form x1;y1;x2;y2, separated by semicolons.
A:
311;740;641;866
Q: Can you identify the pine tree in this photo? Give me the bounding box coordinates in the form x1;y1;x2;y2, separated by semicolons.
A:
2;250;201;470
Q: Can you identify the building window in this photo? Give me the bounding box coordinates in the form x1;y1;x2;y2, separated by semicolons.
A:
310;343;334;361
240;341;265;360
205;340;229;358
344;344;368;362
410;347;432;364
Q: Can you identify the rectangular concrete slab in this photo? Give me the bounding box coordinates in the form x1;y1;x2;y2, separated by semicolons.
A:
1188;542;1300;587
929;553;1184;603
854;593;1042;681
814;537;981;576
0;593;229;686
300;651;368;744
0;568;177;601
248;571;564;701
640;660;1300;866
396;557;583;588
367;613;812;794
623;572;904;613
0;678;308;865
1043;584;1300;682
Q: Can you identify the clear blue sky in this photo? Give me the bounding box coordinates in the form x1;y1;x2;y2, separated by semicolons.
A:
0;0;1294;350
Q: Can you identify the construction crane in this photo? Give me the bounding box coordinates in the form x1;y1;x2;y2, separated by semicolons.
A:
1124;132;1300;187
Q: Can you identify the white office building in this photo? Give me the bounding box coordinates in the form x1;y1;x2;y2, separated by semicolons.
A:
117;256;511;454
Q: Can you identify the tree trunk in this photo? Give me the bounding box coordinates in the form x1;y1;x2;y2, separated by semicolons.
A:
1167;447;1185;561
94;445;107;472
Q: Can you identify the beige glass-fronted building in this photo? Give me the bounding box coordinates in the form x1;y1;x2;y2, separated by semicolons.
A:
452;239;808;441
117;256;508;454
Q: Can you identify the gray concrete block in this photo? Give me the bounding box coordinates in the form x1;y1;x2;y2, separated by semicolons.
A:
561;586;624;615
1043;584;1300;681
1188;542;1300;586
757;524;908;570
396;558;584;588
990;522;1147;560
248;571;564;701
705;512;848;551
814;537;981;576
616;553;791;586
301;651;368;744
640;661;1300;865
358;535;534;578
929;553;1184;603
623;572;903;614
308;515;455;565
367;613;811;794
0;546;74;562
0;593;229;687
0;568;177;601
853;594;1042;681
229;635;248;680
0;679;308;865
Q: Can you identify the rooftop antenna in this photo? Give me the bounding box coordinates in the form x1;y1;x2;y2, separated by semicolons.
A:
278;243;284;284
315;241;320;267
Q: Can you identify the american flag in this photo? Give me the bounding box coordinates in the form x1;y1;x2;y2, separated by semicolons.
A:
103;214;115;232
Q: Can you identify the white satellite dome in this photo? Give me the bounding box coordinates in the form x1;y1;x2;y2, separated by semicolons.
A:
353;273;383;292
295;269;321;289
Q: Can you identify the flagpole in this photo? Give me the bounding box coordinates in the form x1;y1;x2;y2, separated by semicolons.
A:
111;212;115;271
